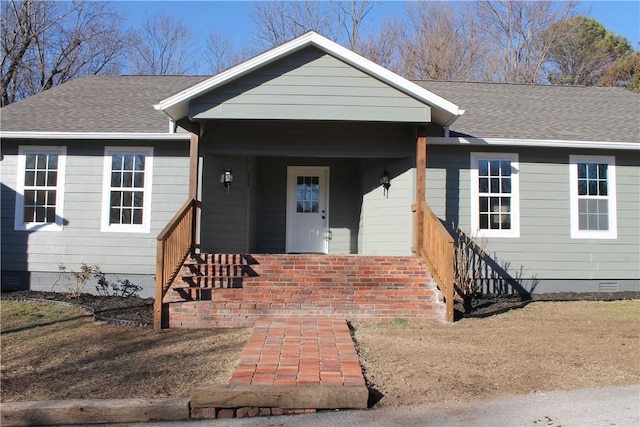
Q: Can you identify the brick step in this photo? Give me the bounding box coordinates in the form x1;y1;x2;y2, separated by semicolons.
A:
166;254;445;327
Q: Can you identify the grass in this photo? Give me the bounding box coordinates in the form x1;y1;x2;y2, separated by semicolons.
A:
1;300;90;334
1;301;250;402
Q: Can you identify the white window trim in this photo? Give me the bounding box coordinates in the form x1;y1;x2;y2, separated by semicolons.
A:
101;146;153;233
569;155;617;239
14;146;67;231
470;152;520;238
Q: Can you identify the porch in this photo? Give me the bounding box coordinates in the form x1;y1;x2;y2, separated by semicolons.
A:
151;33;462;329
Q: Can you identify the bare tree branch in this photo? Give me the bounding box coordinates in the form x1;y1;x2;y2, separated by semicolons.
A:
1;0;128;106
127;12;196;75
398;2;488;81
476;0;578;83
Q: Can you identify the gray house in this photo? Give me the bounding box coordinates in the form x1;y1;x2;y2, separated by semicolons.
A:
1;32;638;325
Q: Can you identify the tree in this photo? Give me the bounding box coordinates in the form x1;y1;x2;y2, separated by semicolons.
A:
204;31;255;74
544;16;634;86
601;51;640;92
355;18;403;70
332;0;375;50
397;2;488;81
249;1;374;50
250;1;336;49
476;0;578;84
1;0;128;106
127;12;196;75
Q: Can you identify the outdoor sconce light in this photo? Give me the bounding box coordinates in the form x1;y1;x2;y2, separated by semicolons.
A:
380;170;391;198
220;169;233;193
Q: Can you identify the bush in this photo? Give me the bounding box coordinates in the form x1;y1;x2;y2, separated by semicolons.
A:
58;263;102;298
95;276;142;298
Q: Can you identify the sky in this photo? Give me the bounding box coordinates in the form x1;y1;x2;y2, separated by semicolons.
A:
112;0;640;74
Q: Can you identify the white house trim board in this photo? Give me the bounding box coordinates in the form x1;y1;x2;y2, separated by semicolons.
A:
569;155;617;239
14;146;67;231
154;31;464;126
0;132;191;141
101;146;154;233
429;137;640;151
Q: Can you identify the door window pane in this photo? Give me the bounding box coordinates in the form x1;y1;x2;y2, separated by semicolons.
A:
296;176;320;213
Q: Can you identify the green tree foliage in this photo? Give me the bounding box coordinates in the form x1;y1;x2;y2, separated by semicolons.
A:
544;16;634;87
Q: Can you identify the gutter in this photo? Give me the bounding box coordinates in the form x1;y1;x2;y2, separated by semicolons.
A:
443;110;465;138
0;132;191;141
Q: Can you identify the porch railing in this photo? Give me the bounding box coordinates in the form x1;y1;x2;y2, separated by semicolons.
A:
413;201;455;322
154;198;200;330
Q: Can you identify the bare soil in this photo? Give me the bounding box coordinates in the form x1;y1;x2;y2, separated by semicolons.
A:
1;291;639;407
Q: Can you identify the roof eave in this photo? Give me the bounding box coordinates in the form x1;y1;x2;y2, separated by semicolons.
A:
0;131;191;140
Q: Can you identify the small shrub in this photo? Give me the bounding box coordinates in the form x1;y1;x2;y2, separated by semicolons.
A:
58;263;102;298
453;227;488;313
96;276;142;298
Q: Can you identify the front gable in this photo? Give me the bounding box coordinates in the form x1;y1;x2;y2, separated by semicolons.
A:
189;47;431;123
156;31;462;127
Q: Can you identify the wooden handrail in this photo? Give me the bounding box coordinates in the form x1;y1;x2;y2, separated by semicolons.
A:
413;201;455;321
154;198;200;330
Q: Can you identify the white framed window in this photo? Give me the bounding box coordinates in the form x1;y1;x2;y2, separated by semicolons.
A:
470;152;520;238
14;146;67;231
569;155;617;239
101;147;153;233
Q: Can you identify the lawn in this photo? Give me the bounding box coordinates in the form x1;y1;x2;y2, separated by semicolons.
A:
1;299;638;406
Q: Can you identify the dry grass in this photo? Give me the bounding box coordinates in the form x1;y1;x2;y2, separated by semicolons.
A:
353;300;640;407
1;300;638;407
1;301;250;402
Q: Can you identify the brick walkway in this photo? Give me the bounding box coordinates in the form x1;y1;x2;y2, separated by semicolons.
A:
229;317;366;387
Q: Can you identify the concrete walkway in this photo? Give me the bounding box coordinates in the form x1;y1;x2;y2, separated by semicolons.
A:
229;317;366;387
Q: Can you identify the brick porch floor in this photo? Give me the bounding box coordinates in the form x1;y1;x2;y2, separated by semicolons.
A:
229;317;366;388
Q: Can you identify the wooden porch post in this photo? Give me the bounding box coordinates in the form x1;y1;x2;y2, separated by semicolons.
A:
189;122;201;200
415;126;427;251
189;122;201;256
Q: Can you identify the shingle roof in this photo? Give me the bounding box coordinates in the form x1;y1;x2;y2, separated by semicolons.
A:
1;75;638;143
416;80;640;142
0;75;208;133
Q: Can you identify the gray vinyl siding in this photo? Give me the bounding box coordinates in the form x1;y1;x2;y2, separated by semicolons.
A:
426;145;640;287
200;155;254;253
189;47;430;123
209;157;363;255
1;139;190;289
359;158;415;256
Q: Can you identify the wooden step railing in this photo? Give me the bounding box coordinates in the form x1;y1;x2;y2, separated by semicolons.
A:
413;201;455;321
154;198;200;329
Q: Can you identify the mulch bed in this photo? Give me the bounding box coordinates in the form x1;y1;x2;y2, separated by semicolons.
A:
3;290;639;325
457;291;640;318
1;291;154;325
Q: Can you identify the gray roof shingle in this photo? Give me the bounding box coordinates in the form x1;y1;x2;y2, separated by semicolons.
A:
416;80;640;142
0;75;208;133
1;75;638;143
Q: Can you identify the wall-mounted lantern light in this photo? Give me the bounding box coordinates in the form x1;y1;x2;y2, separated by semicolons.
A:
220;169;233;193
380;170;391;198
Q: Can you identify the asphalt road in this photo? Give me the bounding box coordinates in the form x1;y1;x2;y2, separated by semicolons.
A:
99;385;640;427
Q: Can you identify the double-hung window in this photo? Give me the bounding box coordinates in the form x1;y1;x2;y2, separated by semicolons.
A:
101;147;153;232
15;146;66;231
569;155;616;239
470;153;520;238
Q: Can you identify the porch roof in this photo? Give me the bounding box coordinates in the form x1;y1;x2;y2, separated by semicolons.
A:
154;31;464;127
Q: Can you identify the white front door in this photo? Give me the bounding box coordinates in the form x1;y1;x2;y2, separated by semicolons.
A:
286;166;329;253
